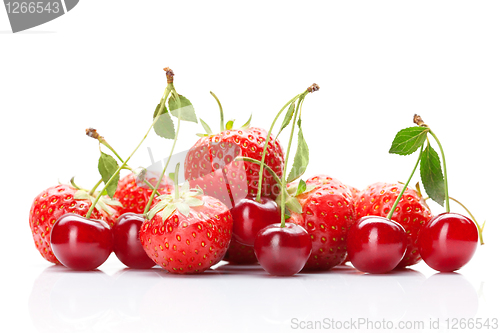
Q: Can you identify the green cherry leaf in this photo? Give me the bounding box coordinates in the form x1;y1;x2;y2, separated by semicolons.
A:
420;143;445;206
277;103;295;138
199;118;213;134
287;125;309;183
153;103;175;139
98;152;120;198
169;95;198;123
389;126;429;155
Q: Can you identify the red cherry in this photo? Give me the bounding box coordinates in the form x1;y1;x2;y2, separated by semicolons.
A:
231;196;281;246
254;223;312;276
347;216;407;274
50;213;113;271
418;212;478;272
113;213;155;269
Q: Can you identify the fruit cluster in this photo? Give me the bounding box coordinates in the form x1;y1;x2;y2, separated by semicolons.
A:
29;69;485;276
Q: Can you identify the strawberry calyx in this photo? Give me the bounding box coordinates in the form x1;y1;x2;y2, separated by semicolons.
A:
197;92;252;137
74;189;123;217
146;163;204;221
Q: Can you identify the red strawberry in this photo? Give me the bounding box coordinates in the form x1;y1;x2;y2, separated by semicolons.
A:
286;175;356;270
223;239;258;264
354;182;433;267
113;172;173;218
184;127;284;208
29;184;118;264
140;185;233;274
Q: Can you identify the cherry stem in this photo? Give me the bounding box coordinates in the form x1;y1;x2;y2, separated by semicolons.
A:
210;91;224;133
428;129;450;213
234;156;281;184
448;196;485;245
387;145;424;220
85;71;174;219
255;93;302;202
143;90;183;215
89;179;103;195
280;96;305;227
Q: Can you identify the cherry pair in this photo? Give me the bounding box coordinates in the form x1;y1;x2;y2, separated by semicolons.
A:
347;212;478;274
51;213;154;271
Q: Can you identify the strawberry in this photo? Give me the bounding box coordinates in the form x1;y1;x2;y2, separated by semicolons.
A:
140;183;233;274
113;172;173;217
286;175;356;270
353;182;433;267
184;127;284;208
223;239;258;264
29;184;120;264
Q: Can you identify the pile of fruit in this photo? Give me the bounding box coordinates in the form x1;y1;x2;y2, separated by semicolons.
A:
29;68;485;276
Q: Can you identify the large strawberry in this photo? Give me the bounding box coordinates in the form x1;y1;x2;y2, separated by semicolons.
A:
184;127;284;207
29;184;120;264
353;182;433;267
285;175;356;270
140;182;233;274
114;172;173;217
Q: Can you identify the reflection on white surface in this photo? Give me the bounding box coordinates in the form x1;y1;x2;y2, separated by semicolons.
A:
28;263;479;332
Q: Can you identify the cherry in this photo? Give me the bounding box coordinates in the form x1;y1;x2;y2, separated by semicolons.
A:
231;196;281;246
418;212;478;272
50;213;113;271
254;223;312;276
113;213;155;269
347;216;407;274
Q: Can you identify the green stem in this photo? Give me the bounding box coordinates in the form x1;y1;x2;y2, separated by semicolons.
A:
280;96;304;227
449;197;485;245
86;85;172;219
89;179;103;196
387;145;423;220
101;140;125;164
429;129;450;213
210;91;224;132
255;93;302;202
174;163;180;200
143;92;182;215
234;156;281;184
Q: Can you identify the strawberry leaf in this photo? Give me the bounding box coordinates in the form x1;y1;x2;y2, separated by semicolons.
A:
277;103;295;138
287;124;309;183
169;95;198;123
175;202;191;217
389;127;429;155
296;179;307;196
240;114;252;129
225;119;235;130
161;203;176;221
98;152;120;198
286;196;303;214
153;103;175;139
420;143;445;206
200;118;213;134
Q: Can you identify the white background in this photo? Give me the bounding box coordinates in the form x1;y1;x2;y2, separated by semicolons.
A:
1;1;499;332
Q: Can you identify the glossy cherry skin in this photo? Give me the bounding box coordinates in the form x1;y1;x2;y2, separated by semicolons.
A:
231;196;281;246
50;213;113;271
347;216;407;274
254;223;312;276
113;213;155;269
418;212;478;272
